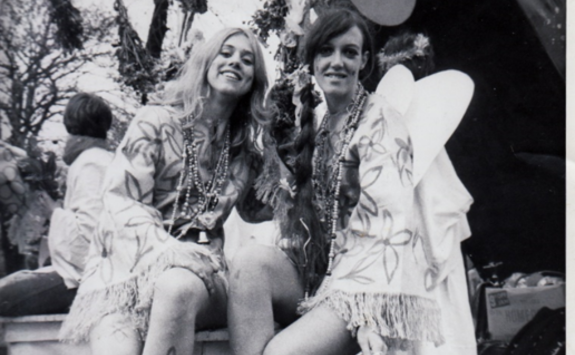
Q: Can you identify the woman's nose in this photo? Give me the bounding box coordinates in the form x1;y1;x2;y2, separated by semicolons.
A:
228;53;241;68
330;51;344;68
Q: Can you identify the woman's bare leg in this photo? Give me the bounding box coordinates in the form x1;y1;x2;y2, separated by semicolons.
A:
90;313;142;355
228;245;304;355
264;304;360;355
142;267;227;355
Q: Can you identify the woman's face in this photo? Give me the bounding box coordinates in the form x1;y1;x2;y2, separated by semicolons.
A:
207;33;255;100
313;26;368;101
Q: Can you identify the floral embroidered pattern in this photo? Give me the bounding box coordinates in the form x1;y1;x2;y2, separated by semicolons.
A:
83;106;259;283
322;95;417;285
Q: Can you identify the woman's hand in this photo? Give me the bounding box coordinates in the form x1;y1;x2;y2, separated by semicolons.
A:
357;325;388;355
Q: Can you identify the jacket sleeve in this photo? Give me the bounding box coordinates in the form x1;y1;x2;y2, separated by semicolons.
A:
101;107;170;244
93;107;220;287
336;100;415;287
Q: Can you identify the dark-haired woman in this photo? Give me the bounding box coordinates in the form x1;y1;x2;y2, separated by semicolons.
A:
60;28;270;355
229;9;444;355
0;93;113;316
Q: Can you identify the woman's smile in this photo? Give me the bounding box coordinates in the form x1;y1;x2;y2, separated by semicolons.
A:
324;72;348;80
314;26;368;107
207;33;255;98
220;69;242;81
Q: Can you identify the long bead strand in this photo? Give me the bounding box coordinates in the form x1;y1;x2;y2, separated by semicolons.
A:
168;117;231;240
312;85;367;287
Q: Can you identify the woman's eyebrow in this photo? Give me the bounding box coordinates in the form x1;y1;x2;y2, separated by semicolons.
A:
221;45;253;56
343;43;361;50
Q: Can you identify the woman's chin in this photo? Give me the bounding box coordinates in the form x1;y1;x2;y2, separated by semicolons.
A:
212;85;249;100
321;86;353;100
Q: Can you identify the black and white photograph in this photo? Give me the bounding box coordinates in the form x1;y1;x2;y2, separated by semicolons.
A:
0;0;568;354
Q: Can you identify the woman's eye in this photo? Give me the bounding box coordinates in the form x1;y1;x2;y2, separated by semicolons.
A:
220;51;232;58
344;49;359;57
319;47;333;56
242;56;254;65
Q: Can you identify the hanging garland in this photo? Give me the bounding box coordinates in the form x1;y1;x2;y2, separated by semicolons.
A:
175;0;208;46
253;0;327;214
252;0;321;196
114;0;158;105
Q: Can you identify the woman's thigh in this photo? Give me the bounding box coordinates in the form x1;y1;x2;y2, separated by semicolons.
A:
148;266;228;331
265;304;360;355
229;244;304;325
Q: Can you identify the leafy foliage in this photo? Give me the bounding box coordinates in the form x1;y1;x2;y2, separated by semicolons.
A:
6;150;61;269
17;150;61;200
249;0;289;43
47;0;84;52
268;73;297;127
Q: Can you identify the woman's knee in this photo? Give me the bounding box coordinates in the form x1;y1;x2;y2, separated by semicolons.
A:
90;313;142;355
230;245;282;281
153;268;208;309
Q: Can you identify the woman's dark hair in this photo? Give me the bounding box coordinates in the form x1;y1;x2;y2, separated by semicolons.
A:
63;93;113;139
303;8;375;81
283;8;374;294
228;94;266;170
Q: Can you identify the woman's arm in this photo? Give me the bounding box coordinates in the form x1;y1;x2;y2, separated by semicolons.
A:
101;107;170;244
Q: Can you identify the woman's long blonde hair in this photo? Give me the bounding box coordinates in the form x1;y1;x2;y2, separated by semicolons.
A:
162;27;270;152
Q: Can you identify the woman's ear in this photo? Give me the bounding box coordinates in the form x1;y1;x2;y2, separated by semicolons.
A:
361;51;369;70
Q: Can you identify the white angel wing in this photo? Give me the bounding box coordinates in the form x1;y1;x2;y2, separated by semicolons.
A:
375;64;415;116
404;70;475;185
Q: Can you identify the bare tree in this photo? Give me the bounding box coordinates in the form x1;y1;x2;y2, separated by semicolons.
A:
0;0;114;149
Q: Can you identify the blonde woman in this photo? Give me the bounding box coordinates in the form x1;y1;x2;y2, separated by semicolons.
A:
61;27;270;355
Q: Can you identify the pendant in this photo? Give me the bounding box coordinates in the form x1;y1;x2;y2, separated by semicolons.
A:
198;231;210;244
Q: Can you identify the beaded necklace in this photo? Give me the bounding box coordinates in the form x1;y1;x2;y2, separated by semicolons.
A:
310;85;367;295
167;121;231;243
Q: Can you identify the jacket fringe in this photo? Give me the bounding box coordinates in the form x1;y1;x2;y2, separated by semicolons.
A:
59;243;224;343
298;290;445;350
